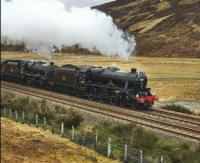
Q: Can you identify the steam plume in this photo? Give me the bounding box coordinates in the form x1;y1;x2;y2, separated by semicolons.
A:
2;0;136;58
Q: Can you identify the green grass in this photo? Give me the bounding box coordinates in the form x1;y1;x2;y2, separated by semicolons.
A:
162;104;193;114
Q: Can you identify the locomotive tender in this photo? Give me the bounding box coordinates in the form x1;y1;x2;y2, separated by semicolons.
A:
1;59;156;109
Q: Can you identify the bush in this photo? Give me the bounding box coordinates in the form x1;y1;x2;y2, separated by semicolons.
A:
93;123;158;152
37;111;55;120
1;94;16;110
54;105;67;114
188;147;200;163
162;104;193;114
157;141;174;151
14;97;30;112
55;109;84;128
93;122;113;142
133;127;158;150
111;123;136;141
169;147;191;163
158;142;200;163
1;94;83;124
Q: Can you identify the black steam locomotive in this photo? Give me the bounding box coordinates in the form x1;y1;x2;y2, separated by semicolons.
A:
1;59;156;109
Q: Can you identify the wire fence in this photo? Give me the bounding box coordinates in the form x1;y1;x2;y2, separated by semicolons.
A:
1;107;164;163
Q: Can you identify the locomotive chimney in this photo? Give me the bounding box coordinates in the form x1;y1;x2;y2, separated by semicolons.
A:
131;68;137;73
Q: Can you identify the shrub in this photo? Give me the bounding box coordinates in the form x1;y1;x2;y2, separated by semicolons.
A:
14;97;30;112
28;100;40;113
55;109;84;128
1;94;16;110
112;148;122;159
189;147;200;163
169;147;192;163
37;110;55;120
133;127;158;150
160;142;200;163
93;122;113;142
111;123;136;138
157;141;173;151
93;123;158;152
162;104;193;114
27;99;54;119
54;105;68;114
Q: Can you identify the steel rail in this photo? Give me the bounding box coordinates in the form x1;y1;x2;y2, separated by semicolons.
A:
151;107;200;121
1;81;200;142
148;109;200;126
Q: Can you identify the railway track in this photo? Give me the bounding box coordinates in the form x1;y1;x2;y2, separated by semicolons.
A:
151;107;200;126
1;81;200;142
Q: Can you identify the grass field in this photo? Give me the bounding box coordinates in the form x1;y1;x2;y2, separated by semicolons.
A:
1;51;200;103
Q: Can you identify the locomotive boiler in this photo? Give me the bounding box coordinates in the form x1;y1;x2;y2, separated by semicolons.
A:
85;66;155;108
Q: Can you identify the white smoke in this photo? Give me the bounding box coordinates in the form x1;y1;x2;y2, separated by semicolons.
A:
1;0;136;58
59;0;116;8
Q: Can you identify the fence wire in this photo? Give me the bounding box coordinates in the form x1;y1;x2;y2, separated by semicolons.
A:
1;107;164;163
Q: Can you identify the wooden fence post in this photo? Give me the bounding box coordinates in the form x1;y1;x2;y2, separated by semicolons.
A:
72;126;74;140
43;117;47;130
35;114;38;125
22;111;25;122
4;108;7;116
95;131;98;149
43;117;47;125
28;112;31;126
9;108;12;119
61;122;64;137
124;144;128;162
140;150;143;163
160;155;163;163
82;132;85;146
51;123;54;133
107;137;112;158
15;110;18;120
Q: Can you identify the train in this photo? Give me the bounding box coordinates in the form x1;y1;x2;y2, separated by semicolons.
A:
1;59;156;109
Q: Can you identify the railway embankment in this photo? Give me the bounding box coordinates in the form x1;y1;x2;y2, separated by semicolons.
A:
1;91;200;163
2;81;200;143
1;117;119;163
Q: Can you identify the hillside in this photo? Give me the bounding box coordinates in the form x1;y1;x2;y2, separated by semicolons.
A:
95;0;200;57
1;117;119;163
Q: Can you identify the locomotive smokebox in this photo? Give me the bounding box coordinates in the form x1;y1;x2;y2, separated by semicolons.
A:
131;68;137;73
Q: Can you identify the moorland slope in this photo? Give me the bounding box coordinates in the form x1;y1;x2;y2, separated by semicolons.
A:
95;0;200;57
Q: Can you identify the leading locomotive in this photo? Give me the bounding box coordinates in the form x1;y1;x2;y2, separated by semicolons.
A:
1;59;156;109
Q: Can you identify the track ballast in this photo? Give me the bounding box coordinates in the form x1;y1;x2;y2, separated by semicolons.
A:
2;81;200;142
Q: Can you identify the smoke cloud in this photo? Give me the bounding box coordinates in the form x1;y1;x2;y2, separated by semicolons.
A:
2;0;136;58
59;0;116;8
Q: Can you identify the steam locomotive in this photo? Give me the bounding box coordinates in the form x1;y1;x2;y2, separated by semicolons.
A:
1;59;156;109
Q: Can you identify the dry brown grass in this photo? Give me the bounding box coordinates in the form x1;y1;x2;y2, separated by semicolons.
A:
96;0;200;57
1;117;120;163
179;0;199;5
128;14;174;33
156;1;171;12
1;51;200;102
